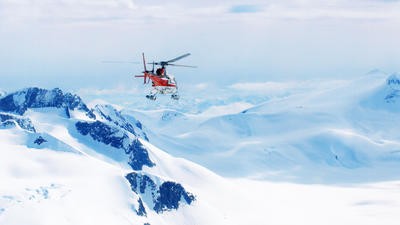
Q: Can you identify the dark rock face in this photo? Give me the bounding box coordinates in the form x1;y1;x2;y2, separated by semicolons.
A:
126;173;157;195
127;139;154;170
34;136;47;145
135;121;143;130
0;113;36;132
76;121;155;170
154;182;195;213
0;87;95;118
76;121;129;149
387;73;400;89
136;198;147;216
126;172;196;214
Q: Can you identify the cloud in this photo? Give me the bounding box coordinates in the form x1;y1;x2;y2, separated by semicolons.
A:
2;0;400;26
0;0;138;26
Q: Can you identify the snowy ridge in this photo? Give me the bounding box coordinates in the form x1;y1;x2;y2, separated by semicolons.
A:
0;87;197;224
0;112;36;132
387;73;400;90
74;120;154;170
385;73;400;104
93;104;148;141
0;87;95;118
361;73;400;111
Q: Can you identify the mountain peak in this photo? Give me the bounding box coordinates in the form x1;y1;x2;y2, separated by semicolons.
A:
387;73;400;91
0;87;95;118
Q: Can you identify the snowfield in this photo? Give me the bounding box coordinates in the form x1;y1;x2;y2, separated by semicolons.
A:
2;131;400;225
2;127;400;225
1;71;400;225
122;71;400;183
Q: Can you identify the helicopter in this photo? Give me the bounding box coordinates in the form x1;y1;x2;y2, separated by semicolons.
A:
135;53;196;100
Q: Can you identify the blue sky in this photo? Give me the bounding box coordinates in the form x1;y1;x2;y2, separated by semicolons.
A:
0;0;400;92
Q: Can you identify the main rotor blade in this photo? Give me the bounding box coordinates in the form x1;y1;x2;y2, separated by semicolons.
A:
167;64;197;68
166;53;191;63
102;61;140;64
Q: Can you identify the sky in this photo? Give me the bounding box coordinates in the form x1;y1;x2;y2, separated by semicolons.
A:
0;0;400;92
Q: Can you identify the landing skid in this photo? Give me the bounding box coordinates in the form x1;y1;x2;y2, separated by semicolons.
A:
146;95;156;100
146;86;179;100
171;94;179;100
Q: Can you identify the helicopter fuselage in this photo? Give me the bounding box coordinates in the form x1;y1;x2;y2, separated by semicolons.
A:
144;72;177;88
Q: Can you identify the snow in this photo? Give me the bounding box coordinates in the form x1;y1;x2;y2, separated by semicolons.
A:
2;72;400;224
198;102;253;118
12;91;26;107
0;129;134;224
5;129;397;225
25;109;135;169
122;73;400;183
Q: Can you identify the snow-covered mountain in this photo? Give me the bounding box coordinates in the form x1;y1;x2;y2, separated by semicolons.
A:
125;72;400;183
2;84;400;225
0;87;201;225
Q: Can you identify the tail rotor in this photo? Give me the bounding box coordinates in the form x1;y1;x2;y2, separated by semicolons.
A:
135;53;150;84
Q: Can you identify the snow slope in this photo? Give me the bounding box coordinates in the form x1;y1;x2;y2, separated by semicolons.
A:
1;86;400;225
4;126;400;225
0;88;200;225
124;72;400;183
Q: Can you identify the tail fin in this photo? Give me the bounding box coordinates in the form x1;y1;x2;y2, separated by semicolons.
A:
134;53;148;84
142;52;147;72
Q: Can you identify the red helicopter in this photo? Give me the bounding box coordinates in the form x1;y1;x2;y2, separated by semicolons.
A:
135;53;196;100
